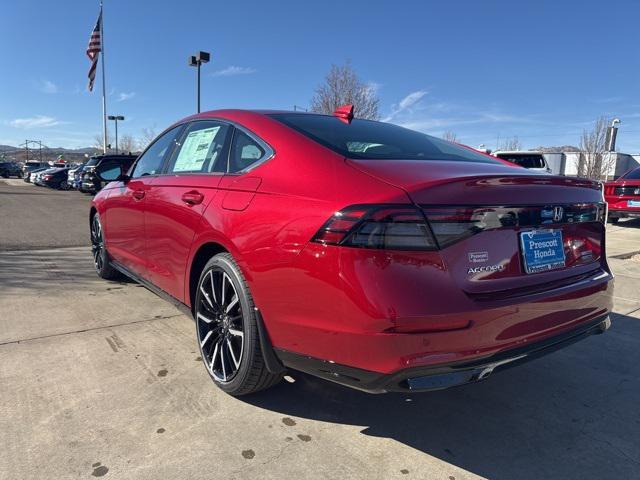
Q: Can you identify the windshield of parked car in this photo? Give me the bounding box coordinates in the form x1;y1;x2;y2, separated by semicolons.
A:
495;154;545;169
85;158;99;167
623;167;640;179
269;113;501;163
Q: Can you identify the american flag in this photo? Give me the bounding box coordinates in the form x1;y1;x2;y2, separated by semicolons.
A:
86;12;102;92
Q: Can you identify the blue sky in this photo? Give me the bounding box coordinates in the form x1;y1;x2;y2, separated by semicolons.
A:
1;0;639;151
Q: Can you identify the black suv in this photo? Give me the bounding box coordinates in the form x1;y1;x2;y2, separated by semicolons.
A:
81;154;137;193
0;161;23;178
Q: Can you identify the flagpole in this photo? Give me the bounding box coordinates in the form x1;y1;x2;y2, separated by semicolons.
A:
100;0;107;154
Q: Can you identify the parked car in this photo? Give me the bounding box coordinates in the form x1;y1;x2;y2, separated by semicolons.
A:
492;151;552;174
604;166;640;223
26;167;49;183
67;163;85;189
22;161;50;180
33;164;68;186
0;161;23;178
81;155;136;194
42;167;72;189
90;109;613;396
72;164;88;190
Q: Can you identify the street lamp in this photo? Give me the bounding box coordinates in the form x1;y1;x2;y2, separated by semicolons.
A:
107;115;125;154
188;51;210;113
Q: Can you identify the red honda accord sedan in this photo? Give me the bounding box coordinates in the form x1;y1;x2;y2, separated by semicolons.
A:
90;108;613;395
604;166;640;223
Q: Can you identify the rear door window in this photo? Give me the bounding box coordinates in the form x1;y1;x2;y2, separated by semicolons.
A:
166;121;231;174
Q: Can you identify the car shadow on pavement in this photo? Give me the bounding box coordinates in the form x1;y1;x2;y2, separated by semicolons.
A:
613;218;640;229
243;312;640;480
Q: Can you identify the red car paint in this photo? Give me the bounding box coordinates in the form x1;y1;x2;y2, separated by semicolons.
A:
92;110;613;390
604;166;640;220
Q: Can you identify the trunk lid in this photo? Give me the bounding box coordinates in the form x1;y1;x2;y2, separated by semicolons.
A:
347;159;606;296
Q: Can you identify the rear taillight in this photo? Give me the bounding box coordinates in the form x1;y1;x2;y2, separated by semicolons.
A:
43;175;52;180
312;205;437;250
313;203;606;251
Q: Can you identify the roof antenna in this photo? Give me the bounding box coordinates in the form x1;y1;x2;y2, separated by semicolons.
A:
333;104;354;124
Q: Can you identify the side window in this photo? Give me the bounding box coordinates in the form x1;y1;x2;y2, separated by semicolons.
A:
167;121;230;174
131;126;182;178
229;130;266;173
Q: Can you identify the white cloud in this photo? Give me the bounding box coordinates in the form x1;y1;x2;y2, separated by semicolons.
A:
399;90;427;110
210;66;257;77
36;79;58;94
8;115;62;129
383;90;428;122
117;91;136;102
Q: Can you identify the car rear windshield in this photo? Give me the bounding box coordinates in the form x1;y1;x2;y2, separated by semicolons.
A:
623;168;640;179
496;154;545;169
85;158;99;167
269;113;500;163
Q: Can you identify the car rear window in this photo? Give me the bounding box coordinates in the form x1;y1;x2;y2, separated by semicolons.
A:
496;154;545;169
269;113;500;163
85;158;99;167
623;168;640;179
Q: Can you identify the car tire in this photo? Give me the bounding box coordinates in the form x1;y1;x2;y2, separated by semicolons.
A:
90;213;121;280
608;217;620;224
60;180;69;190
195;253;281;396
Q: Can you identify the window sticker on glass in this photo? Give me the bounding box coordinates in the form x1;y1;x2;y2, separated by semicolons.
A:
173;127;221;172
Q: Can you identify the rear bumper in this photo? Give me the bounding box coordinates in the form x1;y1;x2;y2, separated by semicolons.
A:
609;209;640;219
276;314;611;393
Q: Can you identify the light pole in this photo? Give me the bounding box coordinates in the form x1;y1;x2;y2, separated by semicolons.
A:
107;115;125;154
188;51;210;113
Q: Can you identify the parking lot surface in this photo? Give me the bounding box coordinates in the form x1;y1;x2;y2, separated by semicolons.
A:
1;181;639;479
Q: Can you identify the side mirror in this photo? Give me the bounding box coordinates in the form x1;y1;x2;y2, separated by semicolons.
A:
118;173;131;183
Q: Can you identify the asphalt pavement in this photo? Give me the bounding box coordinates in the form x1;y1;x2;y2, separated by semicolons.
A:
1;179;639;480
0;178;92;250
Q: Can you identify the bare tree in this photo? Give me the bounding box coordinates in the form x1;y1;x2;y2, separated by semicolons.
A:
310;62;379;120
441;131;458;143
92;133;112;152
576;116;615;180
499;136;522;151
138;127;157;151
118;134;137;154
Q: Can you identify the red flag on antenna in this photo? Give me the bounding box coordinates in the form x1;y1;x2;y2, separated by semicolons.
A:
333;104;354;124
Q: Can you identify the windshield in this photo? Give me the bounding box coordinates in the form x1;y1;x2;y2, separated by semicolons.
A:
85;158;100;167
496;154;545;169
269;113;500;163
623;167;640;180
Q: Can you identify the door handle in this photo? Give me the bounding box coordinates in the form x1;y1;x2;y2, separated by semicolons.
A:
181;190;204;206
133;189;145;200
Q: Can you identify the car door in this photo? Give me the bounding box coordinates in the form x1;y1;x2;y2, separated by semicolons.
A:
144;120;232;301
102;125;183;278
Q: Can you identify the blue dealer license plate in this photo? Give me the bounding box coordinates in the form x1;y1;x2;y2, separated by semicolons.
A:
520;229;566;274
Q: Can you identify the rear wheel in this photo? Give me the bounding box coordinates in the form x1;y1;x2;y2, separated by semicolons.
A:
59;180;69;190
195;253;281;396
91;214;121;280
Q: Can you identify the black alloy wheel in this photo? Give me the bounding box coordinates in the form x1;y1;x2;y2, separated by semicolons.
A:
195;253;281;395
